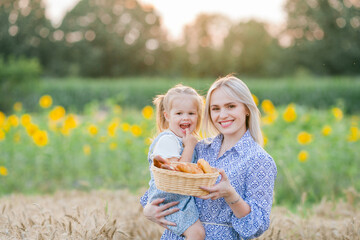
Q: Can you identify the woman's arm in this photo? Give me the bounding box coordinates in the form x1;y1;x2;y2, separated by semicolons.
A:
198;155;277;239
143;198;180;229
198;169;250;218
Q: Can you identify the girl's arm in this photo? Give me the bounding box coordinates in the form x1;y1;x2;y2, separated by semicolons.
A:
180;128;198;163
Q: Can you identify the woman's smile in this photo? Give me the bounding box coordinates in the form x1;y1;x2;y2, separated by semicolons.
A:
219;120;234;128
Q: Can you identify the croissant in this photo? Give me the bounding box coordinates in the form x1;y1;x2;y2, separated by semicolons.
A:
197;158;213;173
153;155;171;168
153;157;215;175
175;162;204;174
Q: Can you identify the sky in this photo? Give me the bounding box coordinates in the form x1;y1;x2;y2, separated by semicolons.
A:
43;0;286;39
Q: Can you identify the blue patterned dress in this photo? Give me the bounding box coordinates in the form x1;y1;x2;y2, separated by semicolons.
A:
140;130;277;240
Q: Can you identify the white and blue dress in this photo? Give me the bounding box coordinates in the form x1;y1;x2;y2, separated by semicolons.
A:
141;130;277;240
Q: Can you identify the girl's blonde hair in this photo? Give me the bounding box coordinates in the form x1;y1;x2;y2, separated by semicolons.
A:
203;74;264;146
153;84;204;136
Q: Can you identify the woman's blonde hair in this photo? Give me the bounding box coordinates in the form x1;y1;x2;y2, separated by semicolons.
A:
153;84;204;136
203;74;264;146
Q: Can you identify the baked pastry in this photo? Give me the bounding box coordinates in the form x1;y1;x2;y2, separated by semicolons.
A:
153;155;171;168
197;159;213;173
175;162;204;174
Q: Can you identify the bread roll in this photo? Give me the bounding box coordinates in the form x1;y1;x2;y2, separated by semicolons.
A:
197;159;213;173
153;155;171;168
176;163;204;174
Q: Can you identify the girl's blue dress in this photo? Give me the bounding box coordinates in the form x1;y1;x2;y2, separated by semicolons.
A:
141;130;277;240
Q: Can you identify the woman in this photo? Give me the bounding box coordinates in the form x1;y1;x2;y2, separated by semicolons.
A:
140;74;277;240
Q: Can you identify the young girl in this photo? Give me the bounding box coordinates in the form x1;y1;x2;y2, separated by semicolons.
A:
142;75;277;240
145;84;205;239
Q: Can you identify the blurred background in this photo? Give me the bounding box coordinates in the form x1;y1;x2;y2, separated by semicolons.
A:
0;0;359;208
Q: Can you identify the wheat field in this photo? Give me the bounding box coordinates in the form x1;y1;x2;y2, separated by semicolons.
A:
0;189;359;240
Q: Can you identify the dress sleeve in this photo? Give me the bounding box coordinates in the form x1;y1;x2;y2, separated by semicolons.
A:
140;190;149;208
231;153;277;239
150;134;181;160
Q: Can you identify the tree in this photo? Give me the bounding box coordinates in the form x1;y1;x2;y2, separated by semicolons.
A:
223;20;281;76
58;0;168;77
282;0;360;75
0;0;55;72
182;14;232;77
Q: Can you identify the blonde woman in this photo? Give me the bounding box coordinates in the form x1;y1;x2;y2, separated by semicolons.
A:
141;75;277;239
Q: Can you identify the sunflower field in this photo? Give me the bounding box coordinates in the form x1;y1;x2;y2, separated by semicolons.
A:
0;91;359;207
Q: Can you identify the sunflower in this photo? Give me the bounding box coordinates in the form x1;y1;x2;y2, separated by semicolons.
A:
298;150;309;162
0;166;8;176
297;131;313;145
322;125;332;136
131;125;142;137
49;106;66;121
88;124;98;136
283;104;297;122
142;105;154;120
39;95;53;108
32;130;49;147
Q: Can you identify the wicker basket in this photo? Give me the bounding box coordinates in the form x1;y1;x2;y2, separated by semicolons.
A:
151;162;219;196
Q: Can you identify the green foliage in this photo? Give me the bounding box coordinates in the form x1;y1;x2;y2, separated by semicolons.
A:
0;56;42;83
247;76;360;114
263;106;360;206
57;0;167;77
1;0;359;78
11;76;360;114
283;0;360;75
0;56;42;112
0;102;359;207
0;0;55;71
0;105;153;194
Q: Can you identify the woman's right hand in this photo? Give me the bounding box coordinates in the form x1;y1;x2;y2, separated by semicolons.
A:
143;198;180;229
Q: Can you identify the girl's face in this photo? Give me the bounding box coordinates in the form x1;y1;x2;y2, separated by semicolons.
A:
164;95;199;138
210;87;249;140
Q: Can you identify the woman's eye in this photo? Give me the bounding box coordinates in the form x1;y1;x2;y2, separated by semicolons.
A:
211;107;219;111
229;105;236;109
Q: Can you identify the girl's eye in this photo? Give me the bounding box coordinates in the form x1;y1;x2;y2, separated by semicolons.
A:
228;105;236;109
177;112;182;115
189;112;196;115
211;107;220;111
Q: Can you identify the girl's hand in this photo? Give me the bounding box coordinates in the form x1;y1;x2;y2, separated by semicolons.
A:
198;169;237;202
182;128;198;149
143;198;180;229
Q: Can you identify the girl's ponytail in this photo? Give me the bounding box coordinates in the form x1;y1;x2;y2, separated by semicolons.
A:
153;95;168;133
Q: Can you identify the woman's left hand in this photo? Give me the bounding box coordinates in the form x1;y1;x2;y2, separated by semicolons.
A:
197;169;237;201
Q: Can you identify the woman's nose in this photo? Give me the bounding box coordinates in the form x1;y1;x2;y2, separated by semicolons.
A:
219;108;228;118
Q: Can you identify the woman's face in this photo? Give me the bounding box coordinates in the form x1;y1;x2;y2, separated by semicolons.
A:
209;87;248;140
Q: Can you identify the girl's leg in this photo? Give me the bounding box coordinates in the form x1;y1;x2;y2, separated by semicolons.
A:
182;219;205;240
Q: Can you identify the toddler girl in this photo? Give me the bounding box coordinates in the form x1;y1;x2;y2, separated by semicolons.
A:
146;84;205;240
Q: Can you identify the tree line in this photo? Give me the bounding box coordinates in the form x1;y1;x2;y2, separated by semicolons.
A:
0;0;359;78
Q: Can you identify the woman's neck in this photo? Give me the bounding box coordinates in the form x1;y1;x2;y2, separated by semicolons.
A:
221;129;247;148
